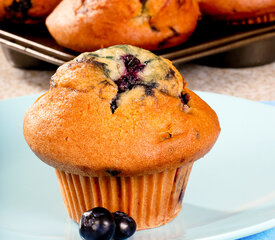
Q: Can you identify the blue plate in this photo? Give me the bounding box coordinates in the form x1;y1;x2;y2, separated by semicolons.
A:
0;92;274;240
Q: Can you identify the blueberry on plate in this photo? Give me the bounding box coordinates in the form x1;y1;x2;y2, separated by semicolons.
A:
113;211;137;240
79;207;116;240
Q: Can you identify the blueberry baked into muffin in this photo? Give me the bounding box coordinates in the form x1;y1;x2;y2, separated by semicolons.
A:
198;0;275;25
46;0;200;51
0;0;61;23
23;45;220;230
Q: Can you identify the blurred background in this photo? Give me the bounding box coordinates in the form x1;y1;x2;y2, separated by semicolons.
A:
0;0;275;101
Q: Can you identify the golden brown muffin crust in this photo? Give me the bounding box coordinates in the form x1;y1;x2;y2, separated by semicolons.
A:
46;0;199;51
23;45;220;177
198;0;275;22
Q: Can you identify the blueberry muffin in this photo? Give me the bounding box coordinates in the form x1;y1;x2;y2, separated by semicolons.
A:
198;0;275;25
0;0;61;23
23;45;220;230
46;0;200;52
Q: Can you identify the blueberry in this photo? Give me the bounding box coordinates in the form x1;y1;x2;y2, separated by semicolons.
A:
121;55;145;73
79;207;115;240
115;76;130;92
115;54;145;93
139;0;147;4
111;54;150;113
179;93;190;105
110;96;118;114
113;211;137;240
116;74;142;92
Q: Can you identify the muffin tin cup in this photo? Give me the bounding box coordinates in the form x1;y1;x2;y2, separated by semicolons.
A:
1;22;275;69
55;162;193;230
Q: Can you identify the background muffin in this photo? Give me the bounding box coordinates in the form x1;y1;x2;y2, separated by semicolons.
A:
46;0;200;52
23;45;220;229
198;0;275;25
0;0;61;23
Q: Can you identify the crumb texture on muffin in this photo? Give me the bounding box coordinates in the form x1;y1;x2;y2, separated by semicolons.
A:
46;0;199;51
23;45;220;176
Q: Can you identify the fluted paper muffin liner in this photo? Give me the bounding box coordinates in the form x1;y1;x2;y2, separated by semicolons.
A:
55;162;193;230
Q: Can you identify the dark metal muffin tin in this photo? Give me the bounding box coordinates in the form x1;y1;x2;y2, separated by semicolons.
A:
0;21;274;69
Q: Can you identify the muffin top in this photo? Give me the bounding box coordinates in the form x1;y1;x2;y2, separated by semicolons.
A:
46;0;199;51
23;45;220;176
